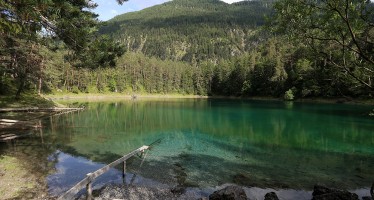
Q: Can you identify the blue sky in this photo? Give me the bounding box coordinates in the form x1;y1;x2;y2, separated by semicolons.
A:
93;0;242;21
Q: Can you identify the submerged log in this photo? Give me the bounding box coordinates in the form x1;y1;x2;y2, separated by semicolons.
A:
0;119;41;130
0;107;83;142
0;132;33;141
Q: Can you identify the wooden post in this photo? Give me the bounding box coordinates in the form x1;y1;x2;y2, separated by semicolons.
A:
123;161;126;184
39;120;44;144
86;173;93;200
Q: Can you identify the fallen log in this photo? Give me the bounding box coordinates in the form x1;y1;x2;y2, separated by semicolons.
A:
0;107;83;113
0;132;33;141
0;119;19;123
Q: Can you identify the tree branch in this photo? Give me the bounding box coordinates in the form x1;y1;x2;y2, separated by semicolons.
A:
331;2;374;65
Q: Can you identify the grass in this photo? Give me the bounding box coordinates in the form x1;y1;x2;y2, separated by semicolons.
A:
0;155;35;199
0;92;57;108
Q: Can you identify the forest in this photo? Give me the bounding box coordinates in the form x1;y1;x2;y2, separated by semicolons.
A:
1;0;374;100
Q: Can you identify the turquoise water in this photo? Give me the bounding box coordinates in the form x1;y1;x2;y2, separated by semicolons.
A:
1;99;374;197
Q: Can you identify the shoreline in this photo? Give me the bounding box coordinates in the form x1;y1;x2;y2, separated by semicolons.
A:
44;93;374;106
44;93;208;100
84;183;373;200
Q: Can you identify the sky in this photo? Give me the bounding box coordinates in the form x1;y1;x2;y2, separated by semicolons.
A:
93;0;242;21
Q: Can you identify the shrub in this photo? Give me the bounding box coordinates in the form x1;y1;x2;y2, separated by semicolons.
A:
284;89;294;101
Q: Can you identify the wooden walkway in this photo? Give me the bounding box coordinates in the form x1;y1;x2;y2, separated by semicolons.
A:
58;145;149;200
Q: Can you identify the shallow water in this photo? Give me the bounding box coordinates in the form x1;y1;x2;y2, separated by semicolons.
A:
1;99;373;198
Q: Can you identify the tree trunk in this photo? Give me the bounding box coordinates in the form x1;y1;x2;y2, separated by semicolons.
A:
38;76;42;95
0;73;3;95
15;78;25;100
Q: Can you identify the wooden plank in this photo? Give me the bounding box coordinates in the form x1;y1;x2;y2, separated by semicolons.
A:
57;145;149;200
57;177;91;200
87;146;148;180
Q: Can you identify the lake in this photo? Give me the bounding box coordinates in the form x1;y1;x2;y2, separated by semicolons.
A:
1;99;373;198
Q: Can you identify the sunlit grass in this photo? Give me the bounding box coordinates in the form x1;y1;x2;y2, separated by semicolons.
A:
0;92;56;108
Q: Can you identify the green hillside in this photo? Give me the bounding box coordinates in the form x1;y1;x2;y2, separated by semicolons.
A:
101;0;274;63
2;0;371;100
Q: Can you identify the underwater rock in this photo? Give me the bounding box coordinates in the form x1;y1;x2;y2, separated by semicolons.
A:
312;185;358;200
362;196;373;200
232;173;253;186
264;192;279;200
209;185;247;200
94;184;178;200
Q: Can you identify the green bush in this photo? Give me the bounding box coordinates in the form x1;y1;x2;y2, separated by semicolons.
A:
71;86;80;94
284;89;294;101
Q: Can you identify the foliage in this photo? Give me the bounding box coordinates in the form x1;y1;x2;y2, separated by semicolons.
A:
284;89;294;101
67;35;125;69
2;0;373;100
101;0;275;63
272;0;374;91
0;0;125;99
35;0;372;99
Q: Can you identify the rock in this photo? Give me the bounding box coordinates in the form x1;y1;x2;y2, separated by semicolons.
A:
171;186;186;195
209;185;247;200
362;196;373;200
264;192;279;200
312;185;359;200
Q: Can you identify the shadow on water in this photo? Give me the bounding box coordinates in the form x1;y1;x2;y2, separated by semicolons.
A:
203;136;374;190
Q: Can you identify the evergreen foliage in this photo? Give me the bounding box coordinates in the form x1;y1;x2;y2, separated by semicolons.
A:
1;0;373;99
100;0;274;63
0;0;125;99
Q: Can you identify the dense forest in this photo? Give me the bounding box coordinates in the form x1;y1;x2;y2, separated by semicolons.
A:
1;0;373;100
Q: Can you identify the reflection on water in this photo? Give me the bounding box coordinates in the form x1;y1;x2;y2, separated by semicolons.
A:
1;99;374;197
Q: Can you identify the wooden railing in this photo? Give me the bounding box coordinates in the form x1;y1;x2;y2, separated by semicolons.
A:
57;145;149;200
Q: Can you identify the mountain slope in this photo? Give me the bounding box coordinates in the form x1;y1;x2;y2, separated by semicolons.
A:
100;0;274;63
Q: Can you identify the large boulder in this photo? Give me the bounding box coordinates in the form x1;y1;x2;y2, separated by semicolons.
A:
209;185;247;200
264;192;279;200
312;185;359;200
